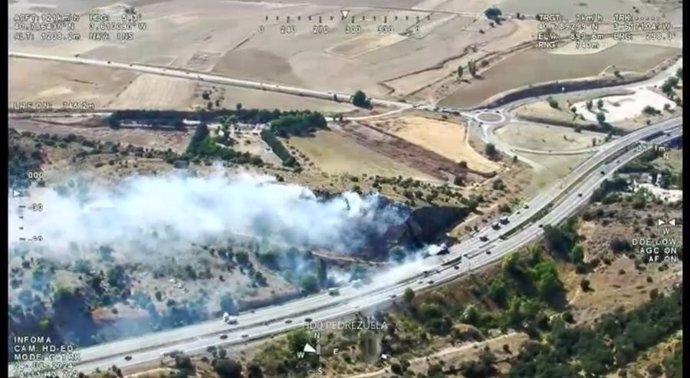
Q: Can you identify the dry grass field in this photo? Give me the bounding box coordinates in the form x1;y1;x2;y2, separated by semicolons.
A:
10;0;680;111
517;152;593;194
108;74;196;110
7;0;498;103
493;122;603;151
439;42;680;108
391;17;539;100
8;60;139;108
284;130;435;180
367;116;499;173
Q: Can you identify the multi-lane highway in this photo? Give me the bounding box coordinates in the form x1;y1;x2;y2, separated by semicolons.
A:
9;116;680;377
7;48;683;377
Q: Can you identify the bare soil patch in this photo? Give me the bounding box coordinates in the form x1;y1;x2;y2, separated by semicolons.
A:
366;116;500;173
339;121;490;182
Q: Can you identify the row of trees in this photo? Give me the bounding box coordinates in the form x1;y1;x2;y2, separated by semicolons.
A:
260;129;299;168
106;109;234;129
268;112;328;137
259;110;329;168
106;107;327;130
457;60;479;80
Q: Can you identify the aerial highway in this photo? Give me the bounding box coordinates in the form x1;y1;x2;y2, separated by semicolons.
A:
9;116;680;377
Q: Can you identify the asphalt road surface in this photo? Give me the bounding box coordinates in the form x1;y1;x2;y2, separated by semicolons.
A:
8;116;680;377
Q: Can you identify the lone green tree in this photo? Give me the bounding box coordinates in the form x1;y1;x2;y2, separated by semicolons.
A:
212;358;243;378
300;274;319;294
287;329;311;355
457;65;464;80
597;99;604;109
484;7;503;22
403;287;415;303
596;112;606;125
485;143;497;158
352;90;370;108
468;60;477;77
586;100;593;111
547;97;559;109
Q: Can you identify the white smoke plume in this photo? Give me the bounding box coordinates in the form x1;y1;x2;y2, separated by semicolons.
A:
8;171;409;264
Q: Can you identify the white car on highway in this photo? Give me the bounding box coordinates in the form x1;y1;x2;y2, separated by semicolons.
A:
222;312;238;325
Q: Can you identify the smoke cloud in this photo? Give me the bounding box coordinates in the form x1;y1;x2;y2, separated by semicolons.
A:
8;171;409;264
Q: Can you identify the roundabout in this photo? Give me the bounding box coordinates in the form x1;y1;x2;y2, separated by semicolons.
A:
474;110;508;125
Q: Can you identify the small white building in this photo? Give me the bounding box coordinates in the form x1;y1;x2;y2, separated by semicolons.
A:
631;181;683;203
182;119;201;126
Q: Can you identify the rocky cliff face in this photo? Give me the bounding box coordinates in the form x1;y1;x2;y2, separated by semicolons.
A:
310;190;469;260
353;199;469;260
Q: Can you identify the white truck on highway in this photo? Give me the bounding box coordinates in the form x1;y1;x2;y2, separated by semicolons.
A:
222;312;238;325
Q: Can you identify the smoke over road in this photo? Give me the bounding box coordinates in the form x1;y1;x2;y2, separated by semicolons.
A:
8;171;409;263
